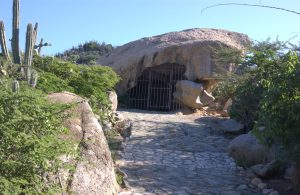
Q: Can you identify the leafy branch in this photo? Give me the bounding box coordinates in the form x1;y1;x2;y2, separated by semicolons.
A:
201;3;300;16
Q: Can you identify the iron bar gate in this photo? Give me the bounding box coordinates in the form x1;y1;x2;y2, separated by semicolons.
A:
128;63;185;111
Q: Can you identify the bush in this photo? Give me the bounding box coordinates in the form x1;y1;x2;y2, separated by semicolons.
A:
33;55;120;118
229;40;286;131
226;39;300;165
36;72;74;93
253;52;300;164
0;87;74;194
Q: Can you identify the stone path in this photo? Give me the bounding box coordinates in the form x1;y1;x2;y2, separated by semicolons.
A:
117;109;261;195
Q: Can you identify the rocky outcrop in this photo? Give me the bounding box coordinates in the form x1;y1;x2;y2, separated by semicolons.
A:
47;92;119;195
221;119;244;134
173;80;215;109
108;90;118;112
227;132;270;166
98;28;250;94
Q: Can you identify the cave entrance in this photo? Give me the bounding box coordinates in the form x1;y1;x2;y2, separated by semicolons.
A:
128;63;186;111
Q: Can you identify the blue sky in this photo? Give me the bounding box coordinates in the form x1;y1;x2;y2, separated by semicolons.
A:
0;0;299;55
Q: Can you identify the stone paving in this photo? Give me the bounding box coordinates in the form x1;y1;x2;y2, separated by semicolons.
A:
117;109;262;195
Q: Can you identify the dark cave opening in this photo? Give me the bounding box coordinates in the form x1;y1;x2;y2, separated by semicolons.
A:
127;63;186;111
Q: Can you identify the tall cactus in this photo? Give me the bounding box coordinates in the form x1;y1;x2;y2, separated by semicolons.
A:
12;80;20;93
24;23;34;80
11;0;21;64
33;23;38;48
0;21;11;62
35;38;52;55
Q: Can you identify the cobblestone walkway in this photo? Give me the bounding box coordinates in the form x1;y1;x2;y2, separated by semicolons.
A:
117;109;261;195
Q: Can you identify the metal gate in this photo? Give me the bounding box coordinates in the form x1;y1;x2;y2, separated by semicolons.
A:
128;63;186;111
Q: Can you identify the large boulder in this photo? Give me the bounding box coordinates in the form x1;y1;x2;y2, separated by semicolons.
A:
227;132;270;166
108;90;118;112
221;119;244;134
47;92;119;195
98;28;250;94
173;80;215;109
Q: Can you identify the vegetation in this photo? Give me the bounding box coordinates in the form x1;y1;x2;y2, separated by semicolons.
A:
214;40;300;166
0;86;74;194
33;55;120;118
0;52;120;193
56;41;114;65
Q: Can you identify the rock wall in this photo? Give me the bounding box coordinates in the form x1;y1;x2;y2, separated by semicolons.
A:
47;92;119;195
98;28;250;95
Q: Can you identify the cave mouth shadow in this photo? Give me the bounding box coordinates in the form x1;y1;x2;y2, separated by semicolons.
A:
127;63;186;111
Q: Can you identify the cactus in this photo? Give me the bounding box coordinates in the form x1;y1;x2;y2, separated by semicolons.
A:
12;80;20;93
33;23;38;45
24;23;34;81
0;21;11;62
11;0;21;64
29;69;38;87
35;38;52;55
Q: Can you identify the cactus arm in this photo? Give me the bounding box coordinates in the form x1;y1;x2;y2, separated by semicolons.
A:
12;0;21;64
24;23;34;80
33;23;38;48
0;21;11;62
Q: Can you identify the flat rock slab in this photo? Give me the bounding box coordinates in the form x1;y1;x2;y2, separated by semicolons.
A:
117;109;261;195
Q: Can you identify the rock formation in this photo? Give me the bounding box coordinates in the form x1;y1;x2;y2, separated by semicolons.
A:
98;28;250;96
227;132;271;166
47;92;119;195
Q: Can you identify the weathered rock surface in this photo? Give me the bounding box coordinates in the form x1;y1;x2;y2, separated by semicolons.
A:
47;92;119;195
227;132;269;166
251;161;280;179
98;28;250;94
284;163;300;184
221;98;233;117
221;119;244;134
173;80;204;109
108;90;118;112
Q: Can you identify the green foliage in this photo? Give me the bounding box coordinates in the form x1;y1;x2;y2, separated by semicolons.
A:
223;39;300;165
229;40;288;131
36;71;74;93
253;51;300;164
33;55;120;118
211;46;243;77
56;41;114;65
0;87;74;194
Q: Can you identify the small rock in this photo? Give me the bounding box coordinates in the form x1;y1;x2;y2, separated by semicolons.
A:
262;189;273;194
102;120;113;131
251;178;262;186
0;69;7;76
269;190;279;195
246;169;256;178
251;160;280;178
284;163;300;184
108;90;118;112
227;132;269;166
257;182;267;190
236;184;247;191
221;119;244;134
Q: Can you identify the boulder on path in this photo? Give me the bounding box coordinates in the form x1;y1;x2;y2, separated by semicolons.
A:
221;119;244;134
173;80;204;109
98;28;250;95
47;92;119;195
108;90;118;112
251;160;281;179
227;132;270;166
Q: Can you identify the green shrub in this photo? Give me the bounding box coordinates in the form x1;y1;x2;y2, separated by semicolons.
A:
36;72;74;93
253;51;300;164
0;87;74;194
226;39;300;165
33;55;120;118
229;40;286;131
